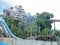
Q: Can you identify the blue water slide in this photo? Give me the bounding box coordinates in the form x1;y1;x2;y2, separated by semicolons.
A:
0;17;18;39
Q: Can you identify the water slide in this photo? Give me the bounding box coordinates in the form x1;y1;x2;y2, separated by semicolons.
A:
0;17;19;39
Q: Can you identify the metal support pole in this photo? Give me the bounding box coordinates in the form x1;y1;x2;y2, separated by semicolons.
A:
54;21;56;30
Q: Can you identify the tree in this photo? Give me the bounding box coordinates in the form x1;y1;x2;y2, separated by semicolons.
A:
24;22;38;37
4;16;24;38
36;12;54;31
41;28;52;36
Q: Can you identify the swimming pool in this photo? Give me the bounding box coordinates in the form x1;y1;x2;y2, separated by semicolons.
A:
0;42;10;45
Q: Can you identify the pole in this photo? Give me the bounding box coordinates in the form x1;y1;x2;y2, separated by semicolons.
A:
54;21;56;30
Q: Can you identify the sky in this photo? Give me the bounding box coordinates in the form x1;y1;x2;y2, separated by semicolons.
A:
0;0;13;14
0;0;60;29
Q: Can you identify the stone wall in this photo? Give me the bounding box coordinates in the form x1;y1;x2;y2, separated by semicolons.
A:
0;38;59;45
14;39;58;45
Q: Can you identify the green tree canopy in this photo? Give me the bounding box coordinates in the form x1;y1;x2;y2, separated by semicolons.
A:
36;12;54;31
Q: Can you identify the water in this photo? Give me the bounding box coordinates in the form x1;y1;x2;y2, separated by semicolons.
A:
0;42;10;45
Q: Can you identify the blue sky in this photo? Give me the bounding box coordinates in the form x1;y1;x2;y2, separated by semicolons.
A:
0;0;13;14
0;0;60;29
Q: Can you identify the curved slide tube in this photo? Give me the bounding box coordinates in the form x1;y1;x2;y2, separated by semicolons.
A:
0;17;19;39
